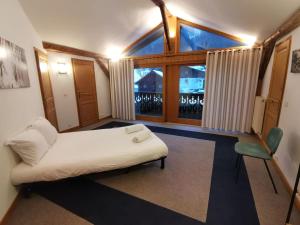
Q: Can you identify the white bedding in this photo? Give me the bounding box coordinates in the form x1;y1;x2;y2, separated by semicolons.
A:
11;125;168;185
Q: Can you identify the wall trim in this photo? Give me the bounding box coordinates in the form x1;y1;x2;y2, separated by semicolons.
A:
60;115;112;133
43;41;109;77
272;157;300;210
0;193;21;225
257;134;300;211
60;126;80;133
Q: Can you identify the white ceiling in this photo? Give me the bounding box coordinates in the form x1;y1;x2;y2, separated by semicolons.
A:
19;0;300;56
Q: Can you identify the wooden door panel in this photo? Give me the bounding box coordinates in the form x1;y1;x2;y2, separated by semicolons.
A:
34;49;58;130
72;59;99;127
166;64;202;126
262;37;291;140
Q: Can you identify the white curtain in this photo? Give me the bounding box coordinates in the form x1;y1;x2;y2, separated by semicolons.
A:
109;59;135;120
202;48;262;133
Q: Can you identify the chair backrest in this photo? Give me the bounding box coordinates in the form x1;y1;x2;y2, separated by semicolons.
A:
266;128;283;155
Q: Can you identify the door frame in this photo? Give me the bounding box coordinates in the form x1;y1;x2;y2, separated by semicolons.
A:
34;48;59;129
135;65;167;123
262;36;291;137
166;63;205;126
72;58;99;127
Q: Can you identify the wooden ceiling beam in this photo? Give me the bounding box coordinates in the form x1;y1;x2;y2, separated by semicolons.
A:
264;8;300;44
258;8;300;82
43;41;109;77
151;0;171;51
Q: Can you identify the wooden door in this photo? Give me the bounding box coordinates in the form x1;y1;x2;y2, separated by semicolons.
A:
134;66;166;123
34;49;58;129
166;64;204;126
262;37;291;140
72;59;99;127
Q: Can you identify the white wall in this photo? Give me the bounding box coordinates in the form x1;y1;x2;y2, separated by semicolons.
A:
0;0;44;221
47;52;111;131
261;26;300;191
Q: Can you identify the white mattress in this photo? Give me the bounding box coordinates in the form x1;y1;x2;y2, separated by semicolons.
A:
11;125;168;185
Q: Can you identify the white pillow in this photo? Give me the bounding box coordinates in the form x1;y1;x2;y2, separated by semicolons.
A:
29;117;58;145
5;129;50;166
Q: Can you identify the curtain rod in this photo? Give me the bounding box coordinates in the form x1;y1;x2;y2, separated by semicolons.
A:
207;47;262;54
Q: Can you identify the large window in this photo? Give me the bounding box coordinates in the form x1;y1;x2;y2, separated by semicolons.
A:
127;27;164;56
134;68;163;116
180;24;245;52
178;65;206;120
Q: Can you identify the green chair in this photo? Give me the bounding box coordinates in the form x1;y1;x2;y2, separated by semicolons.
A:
235;127;283;193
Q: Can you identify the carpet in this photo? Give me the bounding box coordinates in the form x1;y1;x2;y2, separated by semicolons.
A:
93;133;215;222
32;121;260;225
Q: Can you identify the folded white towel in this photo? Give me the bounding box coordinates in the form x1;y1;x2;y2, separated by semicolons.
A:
132;130;151;143
125;124;144;134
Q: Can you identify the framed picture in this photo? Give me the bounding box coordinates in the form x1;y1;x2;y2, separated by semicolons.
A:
291;49;300;73
0;36;30;89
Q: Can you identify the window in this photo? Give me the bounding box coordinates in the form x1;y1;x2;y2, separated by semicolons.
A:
178;65;206;120
134;68;163;116
127;27;164;56
180;24;245;52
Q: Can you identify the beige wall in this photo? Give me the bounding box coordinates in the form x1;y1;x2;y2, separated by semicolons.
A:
47;52;111;131
261;26;300;191
0;0;44;220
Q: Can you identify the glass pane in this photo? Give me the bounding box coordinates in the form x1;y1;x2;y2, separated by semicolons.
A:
130;36;164;56
134;68;163;116
180;24;244;52
128;27;164;56
178;65;206;120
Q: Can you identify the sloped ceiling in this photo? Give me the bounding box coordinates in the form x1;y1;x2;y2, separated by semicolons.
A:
19;0;300;55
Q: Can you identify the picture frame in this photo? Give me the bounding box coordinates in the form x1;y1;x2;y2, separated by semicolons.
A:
291;49;300;73
0;36;30;89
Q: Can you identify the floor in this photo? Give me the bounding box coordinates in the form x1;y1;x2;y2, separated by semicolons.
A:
83;118;300;225
5;119;300;225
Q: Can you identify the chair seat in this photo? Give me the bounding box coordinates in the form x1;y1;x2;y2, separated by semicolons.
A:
235;142;272;160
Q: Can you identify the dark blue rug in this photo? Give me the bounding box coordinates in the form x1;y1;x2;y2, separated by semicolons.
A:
34;121;260;225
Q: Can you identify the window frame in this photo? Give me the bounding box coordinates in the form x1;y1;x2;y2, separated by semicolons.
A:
123;23;167;58
134;65;167;123
175;18;246;54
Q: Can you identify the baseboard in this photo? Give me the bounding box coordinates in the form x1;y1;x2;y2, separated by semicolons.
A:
59;116;112;133
98;115;112;121
256;134;300;211
272;157;300;210
0;193;21;225
60;126;80;133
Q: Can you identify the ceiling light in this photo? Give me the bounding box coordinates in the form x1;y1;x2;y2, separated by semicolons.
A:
169;30;176;38
105;46;123;62
238;34;257;47
0;47;7;59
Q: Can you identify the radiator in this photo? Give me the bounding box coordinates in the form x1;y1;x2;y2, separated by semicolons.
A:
252;96;266;135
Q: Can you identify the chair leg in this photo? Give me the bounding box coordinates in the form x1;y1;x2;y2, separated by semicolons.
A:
263;159;278;194
235;154;240;168
235;154;242;183
160;157;165;169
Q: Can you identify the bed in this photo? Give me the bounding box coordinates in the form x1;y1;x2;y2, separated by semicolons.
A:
11;125;168;186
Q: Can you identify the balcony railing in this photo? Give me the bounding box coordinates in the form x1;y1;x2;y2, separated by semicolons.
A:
178;93;204;120
135;92;163;116
135;92;204;119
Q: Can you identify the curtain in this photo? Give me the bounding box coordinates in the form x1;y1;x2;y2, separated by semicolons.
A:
202;48;262;133
109;58;135;120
